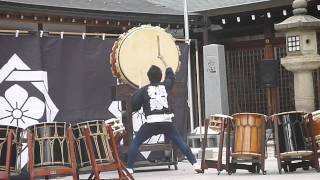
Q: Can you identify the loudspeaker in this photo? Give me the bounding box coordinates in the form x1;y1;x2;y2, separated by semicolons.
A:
256;60;279;88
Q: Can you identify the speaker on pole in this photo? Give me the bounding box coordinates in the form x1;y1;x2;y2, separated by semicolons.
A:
256;59;280;88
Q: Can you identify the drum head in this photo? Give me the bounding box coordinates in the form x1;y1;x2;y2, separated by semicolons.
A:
111;25;180;88
280;151;313;158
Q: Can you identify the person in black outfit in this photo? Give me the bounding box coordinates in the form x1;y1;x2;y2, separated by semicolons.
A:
126;57;201;174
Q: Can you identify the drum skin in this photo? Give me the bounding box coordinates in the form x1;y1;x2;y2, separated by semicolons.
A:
311;110;320;141
110;25;180;88
0;125;22;175
28;122;70;168
274;111;309;154
232;113;266;158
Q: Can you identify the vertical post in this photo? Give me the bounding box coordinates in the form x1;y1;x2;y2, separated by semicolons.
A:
200;118;209;173
184;0;194;133
67;128;79;180
4;130;13;180
217;117;225;174
84;128;100;180
27;130;35;180
273;116;282;174
264;26;278;115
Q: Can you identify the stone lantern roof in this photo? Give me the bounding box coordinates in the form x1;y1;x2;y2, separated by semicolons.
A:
275;0;320;31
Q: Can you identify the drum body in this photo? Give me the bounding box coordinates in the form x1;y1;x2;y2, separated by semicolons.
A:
110;25;180;88
105;118;125;135
73;120;114;171
28;122;70;168
0;125;22;175
311;110;320;144
273;111;312;157
232;113;266;159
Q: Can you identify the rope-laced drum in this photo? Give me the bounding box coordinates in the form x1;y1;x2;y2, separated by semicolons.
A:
27;122;71;168
105;118;125;135
208;114;233;133
110;25;180;88
73;120;114;171
0;125;22;175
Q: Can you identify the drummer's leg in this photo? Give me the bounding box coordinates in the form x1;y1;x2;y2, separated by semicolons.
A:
127;123;154;169
166;123;197;165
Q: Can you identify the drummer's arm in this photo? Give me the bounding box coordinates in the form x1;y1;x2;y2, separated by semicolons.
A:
132;89;143;112
163;67;175;90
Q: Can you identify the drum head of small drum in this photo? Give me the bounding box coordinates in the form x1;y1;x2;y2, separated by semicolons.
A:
111;25;180;88
280;151;313;158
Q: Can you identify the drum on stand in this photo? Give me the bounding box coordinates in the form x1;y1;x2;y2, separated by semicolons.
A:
272;111;312;158
73;120;114;171
27;122;71;168
311;110;320;145
231;113;267;160
110;25;180;88
105;118;125;136
0;125;22;175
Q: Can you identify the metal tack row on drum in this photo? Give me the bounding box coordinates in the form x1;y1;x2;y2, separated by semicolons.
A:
0;119;130;180
202;111;320;175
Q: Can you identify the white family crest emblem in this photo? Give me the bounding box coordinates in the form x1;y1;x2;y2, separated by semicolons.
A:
147;85;168;111
0;54;59;168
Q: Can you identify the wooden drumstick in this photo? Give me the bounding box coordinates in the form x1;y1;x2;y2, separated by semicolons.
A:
157;35;161;58
157;35;168;68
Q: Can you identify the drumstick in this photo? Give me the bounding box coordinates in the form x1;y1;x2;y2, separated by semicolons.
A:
157;35;160;58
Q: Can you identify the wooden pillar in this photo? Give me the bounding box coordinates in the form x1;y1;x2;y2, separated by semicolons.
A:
264;26;279;115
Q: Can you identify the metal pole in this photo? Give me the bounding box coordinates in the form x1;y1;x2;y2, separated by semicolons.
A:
183;0;194;133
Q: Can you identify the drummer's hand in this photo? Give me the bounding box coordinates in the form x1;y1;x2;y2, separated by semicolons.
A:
158;55;168;68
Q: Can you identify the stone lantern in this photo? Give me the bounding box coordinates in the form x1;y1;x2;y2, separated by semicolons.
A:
274;0;320;112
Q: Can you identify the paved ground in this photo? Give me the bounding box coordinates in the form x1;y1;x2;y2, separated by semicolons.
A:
60;158;320;180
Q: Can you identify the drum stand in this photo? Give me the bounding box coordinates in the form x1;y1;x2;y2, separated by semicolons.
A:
200;117;231;175
112;83;182;170
27;128;79;180
228;118;267;175
273;114;320;174
0;130;14;180
84;126;134;180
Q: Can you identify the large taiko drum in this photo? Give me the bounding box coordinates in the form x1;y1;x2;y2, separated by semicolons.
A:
311;110;320;144
232;113;267;160
73;120;114;171
272;111;312;158
0;125;22;175
27;122;71;168
110;25;180;88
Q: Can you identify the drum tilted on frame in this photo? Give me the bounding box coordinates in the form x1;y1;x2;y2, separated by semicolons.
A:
27;122;71;168
72;120;114;171
272;111;312;158
231;113;267;160
105;118;125;135
311;110;320;144
110;25;181;88
0;125;22;175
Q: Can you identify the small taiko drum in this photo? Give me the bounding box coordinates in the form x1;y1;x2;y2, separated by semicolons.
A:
0;125;22;175
208;114;233;132
27;122;71;168
105;118;125;135
231;113;267;160
110;25;180;88
311;110;320;144
272;111;312;158
73;120;114;171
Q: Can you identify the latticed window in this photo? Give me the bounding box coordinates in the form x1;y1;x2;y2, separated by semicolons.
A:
287;36;300;52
